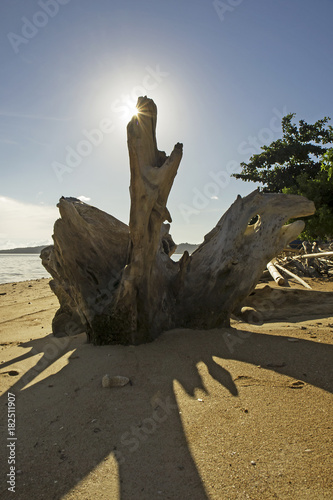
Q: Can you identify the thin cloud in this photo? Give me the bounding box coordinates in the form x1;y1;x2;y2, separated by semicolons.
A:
77;195;91;203
0;111;74;122
26;137;52;147
0;196;58;250
0;137;18;145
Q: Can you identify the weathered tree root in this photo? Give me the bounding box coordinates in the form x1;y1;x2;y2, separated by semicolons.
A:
41;97;315;345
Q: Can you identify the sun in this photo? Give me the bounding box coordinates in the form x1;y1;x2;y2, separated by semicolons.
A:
129;101;139;117
125;99;139;119
112;95;142;122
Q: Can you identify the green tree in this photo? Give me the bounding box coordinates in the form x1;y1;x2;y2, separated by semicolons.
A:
321;147;333;180
233;114;333;240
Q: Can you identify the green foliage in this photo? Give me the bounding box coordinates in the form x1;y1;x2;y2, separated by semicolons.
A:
321;148;333;180
282;170;333;240
233;114;333;239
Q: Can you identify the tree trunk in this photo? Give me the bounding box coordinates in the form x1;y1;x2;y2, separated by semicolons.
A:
41;97;315;345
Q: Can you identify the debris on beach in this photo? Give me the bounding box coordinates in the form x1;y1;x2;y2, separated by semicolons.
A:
265;241;333;289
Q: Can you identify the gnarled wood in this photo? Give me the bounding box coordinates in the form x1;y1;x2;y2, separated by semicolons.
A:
41;97;316;345
235;285;333;324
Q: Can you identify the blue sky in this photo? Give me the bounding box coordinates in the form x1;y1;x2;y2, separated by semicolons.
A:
0;0;332;249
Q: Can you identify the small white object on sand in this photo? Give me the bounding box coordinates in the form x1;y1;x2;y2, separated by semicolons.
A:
102;374;130;388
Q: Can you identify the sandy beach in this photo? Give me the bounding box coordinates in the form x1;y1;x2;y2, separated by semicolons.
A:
0;277;332;499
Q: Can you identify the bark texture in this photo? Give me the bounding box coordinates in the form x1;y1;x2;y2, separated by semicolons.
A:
41;97;315;345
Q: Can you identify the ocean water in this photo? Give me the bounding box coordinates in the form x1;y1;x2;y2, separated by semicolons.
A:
0;253;184;285
0;254;51;284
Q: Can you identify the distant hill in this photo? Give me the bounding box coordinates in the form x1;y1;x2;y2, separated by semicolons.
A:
0;245;49;254
174;243;199;254
0;242;198;255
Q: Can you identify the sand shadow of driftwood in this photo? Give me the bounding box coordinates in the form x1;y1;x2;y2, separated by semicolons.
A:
1;327;332;499
0;334;80;374
236;286;333;324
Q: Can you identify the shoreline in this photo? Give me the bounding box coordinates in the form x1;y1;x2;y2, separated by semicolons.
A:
0;253;51;285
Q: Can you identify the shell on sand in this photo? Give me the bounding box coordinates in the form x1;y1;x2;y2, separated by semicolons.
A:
102;374;130;388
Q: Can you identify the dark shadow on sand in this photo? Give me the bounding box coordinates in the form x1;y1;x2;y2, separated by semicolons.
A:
1;326;332;499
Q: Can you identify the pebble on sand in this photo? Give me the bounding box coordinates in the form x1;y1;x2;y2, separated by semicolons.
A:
102;374;130;388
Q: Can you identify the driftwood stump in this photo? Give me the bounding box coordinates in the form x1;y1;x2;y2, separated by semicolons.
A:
41;97;315;345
